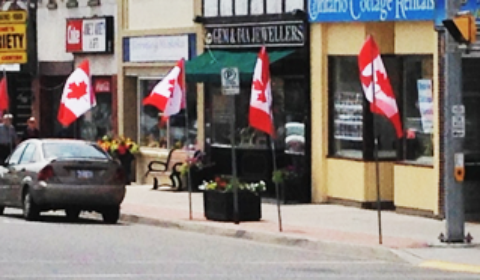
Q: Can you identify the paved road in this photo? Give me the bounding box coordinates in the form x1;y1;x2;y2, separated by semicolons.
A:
0;209;478;280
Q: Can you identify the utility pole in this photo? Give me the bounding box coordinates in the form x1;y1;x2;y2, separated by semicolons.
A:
442;0;465;243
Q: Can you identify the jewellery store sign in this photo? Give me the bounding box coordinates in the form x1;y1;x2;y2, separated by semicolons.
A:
308;0;435;22
0;10;27;64
204;21;305;48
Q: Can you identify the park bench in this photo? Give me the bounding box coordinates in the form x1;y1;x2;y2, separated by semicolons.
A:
145;148;189;191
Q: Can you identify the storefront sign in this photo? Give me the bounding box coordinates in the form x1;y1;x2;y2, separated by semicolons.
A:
417;79;433;134
123;35;193;62
0;11;26;64
308;0;435;22
204;21;305;48
66;16;114;53
94;78;111;93
434;0;480;26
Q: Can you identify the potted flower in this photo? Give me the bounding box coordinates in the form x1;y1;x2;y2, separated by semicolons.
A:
272;165;307;204
199;176;266;222
98;135;139;184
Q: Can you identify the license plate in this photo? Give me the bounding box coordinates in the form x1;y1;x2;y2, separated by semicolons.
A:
76;170;93;179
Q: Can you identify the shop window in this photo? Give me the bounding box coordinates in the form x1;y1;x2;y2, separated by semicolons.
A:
207;77;306;154
400;56;434;165
80;93;113;141
139;79;197;149
328;55;433;164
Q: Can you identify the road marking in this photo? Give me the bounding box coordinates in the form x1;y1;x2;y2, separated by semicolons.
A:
420;260;480;274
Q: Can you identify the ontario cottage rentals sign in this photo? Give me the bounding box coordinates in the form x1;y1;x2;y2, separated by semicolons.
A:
308;0;435;22
204;21;305;48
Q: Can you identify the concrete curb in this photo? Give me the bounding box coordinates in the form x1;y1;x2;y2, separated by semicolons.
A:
85;211;409;264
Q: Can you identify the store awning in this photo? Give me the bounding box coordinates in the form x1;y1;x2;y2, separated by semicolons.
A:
186;49;295;83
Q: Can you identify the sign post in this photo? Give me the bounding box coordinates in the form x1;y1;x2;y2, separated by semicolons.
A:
221;67;240;224
442;0;466;243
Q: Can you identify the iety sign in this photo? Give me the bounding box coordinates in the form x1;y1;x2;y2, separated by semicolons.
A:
66;16;114;54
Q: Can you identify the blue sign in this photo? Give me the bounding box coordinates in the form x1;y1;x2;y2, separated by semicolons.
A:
308;0;435;22
435;0;480;27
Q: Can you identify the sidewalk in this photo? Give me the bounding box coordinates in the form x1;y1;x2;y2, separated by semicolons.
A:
99;185;480;274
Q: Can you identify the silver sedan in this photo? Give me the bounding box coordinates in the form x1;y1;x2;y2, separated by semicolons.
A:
0;139;126;223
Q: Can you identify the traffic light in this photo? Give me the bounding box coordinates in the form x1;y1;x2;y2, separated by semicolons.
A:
443;14;477;44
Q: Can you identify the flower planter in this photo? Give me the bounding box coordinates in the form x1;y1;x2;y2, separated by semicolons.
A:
203;191;261;222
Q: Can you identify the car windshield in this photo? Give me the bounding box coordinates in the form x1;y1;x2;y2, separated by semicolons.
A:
42;142;109;160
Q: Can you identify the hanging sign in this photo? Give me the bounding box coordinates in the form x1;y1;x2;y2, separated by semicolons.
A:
221;67;240;95
0;10;27;64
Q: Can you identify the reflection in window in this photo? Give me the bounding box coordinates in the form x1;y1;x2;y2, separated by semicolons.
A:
330;57;364;159
139;79;197;149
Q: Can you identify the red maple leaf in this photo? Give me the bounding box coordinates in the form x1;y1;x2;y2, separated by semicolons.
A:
167;79;176;98
375;71;391;94
253;79;267;103
67;81;88;100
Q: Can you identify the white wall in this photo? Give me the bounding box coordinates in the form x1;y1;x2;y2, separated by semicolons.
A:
127;0;195;30
37;0;117;75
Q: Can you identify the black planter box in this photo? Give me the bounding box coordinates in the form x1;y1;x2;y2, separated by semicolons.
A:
203;191;261;222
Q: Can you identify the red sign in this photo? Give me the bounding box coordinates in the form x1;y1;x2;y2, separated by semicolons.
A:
94;78;111;93
66;19;82;52
65;17;114;53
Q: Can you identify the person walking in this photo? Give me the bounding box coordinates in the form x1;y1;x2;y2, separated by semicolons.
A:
21;116;40;141
0;113;17;163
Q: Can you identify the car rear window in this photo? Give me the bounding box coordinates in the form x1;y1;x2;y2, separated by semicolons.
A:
42;142;109;159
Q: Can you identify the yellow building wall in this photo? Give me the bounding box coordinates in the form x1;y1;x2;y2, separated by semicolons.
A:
394;166;437;213
311;21;439;211
127;0;195;30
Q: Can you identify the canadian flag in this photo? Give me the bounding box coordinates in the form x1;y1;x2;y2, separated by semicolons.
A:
358;36;403;138
143;58;185;122
249;47;275;137
57;59;96;127
0;76;9;112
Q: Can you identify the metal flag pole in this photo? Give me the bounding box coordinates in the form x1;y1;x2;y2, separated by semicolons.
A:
231;94;239;224
370;36;383;245
270;139;283;232
181;60;193;221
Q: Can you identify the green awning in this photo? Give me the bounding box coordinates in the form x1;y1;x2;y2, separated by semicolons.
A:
186;49;294;83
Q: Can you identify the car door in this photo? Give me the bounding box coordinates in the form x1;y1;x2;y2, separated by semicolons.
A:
0;165;10;206
11;143;38;206
3;143;28;206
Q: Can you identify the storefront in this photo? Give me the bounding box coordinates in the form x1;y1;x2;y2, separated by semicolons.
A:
308;1;441;215
36;5;117;138
116;0;202;184
186;14;312;202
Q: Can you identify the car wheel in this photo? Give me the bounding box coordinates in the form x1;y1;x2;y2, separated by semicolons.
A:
102;206;120;224
23;192;39;221
65;209;81;221
0;206;4;215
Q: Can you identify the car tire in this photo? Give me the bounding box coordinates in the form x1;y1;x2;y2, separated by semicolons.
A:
102;206;120;224
65;209;81;221
0;206;4;215
23;192;39;221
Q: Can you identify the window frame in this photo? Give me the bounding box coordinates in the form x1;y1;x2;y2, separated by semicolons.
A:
327;54;434;165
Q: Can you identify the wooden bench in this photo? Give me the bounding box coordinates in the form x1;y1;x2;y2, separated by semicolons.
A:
144;148;189;191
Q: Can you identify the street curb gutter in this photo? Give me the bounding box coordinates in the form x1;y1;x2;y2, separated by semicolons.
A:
86;212;409;264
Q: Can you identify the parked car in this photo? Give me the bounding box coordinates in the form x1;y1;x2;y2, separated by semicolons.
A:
0;139;126;223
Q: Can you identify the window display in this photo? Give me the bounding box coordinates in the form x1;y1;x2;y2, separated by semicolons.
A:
139;79;197;149
329;55;434;164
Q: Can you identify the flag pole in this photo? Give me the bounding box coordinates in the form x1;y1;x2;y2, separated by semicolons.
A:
182;60;193;221
370;36;383;245
270;139;283;232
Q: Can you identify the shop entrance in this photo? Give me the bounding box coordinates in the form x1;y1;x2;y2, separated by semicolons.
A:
462;58;480;221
